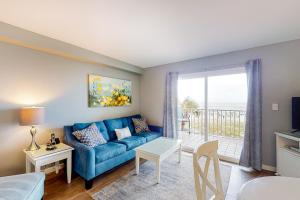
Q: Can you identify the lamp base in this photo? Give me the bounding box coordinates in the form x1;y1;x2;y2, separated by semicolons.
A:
26;142;40;151
26;126;40;151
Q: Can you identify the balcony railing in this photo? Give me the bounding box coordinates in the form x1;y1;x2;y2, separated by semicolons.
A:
178;108;246;138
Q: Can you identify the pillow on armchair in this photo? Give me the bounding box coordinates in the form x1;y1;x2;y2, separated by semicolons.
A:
132;117;150;133
72;123;107;147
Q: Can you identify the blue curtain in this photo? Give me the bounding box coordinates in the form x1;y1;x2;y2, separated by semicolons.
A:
239;59;262;171
163;72;179;138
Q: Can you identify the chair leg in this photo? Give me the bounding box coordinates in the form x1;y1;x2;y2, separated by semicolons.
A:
85;179;93;190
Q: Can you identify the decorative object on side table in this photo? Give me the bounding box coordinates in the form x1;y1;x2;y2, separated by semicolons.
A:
46;142;57;151
50;132;56;145
50;130;61;144
55;137;60;144
46;131;57;151
19;107;45;151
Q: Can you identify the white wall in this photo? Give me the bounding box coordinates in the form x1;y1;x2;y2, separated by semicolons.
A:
141;39;300;167
0;22;143;74
0;42;141;176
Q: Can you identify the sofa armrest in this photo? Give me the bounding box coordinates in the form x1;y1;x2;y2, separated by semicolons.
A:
149;125;163;135
71;140;95;180
64;126;95;180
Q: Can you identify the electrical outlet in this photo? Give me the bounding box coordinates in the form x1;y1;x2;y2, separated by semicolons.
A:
272;103;279;111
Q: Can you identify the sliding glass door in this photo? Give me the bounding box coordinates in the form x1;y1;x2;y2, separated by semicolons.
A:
178;77;205;152
178;68;247;162
207;73;247;162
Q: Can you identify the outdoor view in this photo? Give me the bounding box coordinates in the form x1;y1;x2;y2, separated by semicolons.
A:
178;73;247;161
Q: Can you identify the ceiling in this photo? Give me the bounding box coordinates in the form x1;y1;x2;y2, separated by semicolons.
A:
1;0;300;68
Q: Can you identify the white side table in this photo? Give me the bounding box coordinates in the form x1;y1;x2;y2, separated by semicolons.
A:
23;143;74;183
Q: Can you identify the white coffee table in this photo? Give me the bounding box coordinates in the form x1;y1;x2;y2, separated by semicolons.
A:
135;137;182;183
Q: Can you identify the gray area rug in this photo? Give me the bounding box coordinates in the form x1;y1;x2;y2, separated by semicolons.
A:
93;153;231;200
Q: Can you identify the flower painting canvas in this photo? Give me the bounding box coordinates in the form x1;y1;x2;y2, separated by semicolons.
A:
88;74;132;107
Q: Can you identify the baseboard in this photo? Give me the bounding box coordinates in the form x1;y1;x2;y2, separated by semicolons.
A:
219;155;239;164
262;164;276;172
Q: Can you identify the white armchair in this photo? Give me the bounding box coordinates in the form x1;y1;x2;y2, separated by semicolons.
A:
0;172;45;200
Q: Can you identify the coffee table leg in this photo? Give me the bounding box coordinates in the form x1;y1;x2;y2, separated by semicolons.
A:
136;153;140;175
156;160;160;184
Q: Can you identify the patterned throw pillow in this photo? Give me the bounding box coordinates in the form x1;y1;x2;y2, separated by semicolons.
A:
72;123;107;147
132;117;150;133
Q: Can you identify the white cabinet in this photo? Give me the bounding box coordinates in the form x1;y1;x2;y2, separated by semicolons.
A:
275;131;300;178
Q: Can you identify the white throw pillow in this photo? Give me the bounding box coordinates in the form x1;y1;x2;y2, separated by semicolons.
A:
115;127;131;140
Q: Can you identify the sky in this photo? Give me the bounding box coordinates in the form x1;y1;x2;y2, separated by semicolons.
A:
178;73;247;107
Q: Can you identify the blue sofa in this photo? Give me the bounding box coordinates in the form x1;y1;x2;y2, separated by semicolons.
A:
64;114;163;189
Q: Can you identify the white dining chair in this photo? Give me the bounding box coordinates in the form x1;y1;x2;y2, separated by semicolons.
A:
193;140;224;200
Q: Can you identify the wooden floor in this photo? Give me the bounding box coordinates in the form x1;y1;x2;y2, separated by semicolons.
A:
225;166;273;200
44;159;273;200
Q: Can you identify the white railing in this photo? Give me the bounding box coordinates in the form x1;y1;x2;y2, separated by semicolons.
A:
178;108;246;138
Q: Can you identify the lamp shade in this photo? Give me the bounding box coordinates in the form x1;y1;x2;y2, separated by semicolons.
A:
19;107;45;126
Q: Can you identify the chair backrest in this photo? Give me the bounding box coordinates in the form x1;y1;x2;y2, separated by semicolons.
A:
193;140;224;200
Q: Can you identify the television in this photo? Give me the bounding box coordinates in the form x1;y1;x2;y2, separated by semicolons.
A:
292;97;300;130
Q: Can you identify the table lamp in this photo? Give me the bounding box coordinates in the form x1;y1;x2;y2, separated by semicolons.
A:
19;107;45;151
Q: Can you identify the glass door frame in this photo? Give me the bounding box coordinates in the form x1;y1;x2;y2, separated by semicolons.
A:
179;67;246;163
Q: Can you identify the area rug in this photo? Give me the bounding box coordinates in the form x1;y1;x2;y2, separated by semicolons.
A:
92;153;231;200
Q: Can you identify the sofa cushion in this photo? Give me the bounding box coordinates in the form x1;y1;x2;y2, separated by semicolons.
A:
126;114;142;134
113;136;146;150
136;131;161;142
73;121;109;141
104;117;129;140
94;142;127;163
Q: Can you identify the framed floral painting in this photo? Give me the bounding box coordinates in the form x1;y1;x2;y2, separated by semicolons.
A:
88;74;132;107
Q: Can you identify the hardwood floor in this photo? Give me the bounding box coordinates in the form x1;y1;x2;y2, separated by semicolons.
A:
44;159;274;200
44;159;144;200
225;165;274;200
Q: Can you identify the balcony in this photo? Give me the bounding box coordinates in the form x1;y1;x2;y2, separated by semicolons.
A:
178;108;245;162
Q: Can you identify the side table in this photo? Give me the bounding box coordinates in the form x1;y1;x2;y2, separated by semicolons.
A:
24;143;74;183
